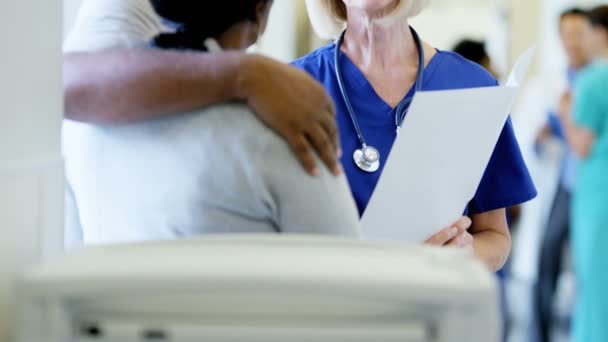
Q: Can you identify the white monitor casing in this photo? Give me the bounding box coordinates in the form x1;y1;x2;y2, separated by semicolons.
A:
18;236;499;342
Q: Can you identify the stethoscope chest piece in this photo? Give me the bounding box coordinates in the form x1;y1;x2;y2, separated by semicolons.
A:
353;145;380;173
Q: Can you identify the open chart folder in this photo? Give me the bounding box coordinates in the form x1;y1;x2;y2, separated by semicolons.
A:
360;47;536;243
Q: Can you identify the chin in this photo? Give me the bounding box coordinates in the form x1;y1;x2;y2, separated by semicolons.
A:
345;0;399;13
347;0;430;21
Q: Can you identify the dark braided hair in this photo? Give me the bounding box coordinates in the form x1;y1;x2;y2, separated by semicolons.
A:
150;0;272;51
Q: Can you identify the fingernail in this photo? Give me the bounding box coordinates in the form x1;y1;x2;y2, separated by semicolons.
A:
337;147;343;158
312;168;320;176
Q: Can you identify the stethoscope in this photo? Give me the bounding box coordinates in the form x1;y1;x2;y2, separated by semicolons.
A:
334;27;425;173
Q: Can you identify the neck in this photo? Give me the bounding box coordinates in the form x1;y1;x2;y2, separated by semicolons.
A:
216;23;253;50
571;61;588;71
342;8;417;71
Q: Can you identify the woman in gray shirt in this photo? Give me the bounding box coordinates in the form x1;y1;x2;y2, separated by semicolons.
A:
63;0;360;244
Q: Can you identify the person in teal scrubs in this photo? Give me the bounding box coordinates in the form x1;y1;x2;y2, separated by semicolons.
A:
560;6;608;342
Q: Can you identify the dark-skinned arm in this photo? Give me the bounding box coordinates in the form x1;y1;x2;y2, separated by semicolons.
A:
64;49;341;175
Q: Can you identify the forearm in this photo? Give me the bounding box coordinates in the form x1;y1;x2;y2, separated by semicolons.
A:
535;123;553;145
472;230;511;271
561;115;594;158
64;49;249;124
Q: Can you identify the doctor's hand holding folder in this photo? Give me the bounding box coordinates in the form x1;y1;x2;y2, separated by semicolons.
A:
361;47;536;262
424;216;474;249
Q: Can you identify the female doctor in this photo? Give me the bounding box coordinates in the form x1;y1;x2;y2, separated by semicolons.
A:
294;0;537;271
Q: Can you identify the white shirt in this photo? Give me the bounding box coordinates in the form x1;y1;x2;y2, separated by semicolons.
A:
63;0;361;246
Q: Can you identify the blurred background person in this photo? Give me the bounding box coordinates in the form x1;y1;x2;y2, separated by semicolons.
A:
533;8;593;342
453;39;500;79
560;5;608;342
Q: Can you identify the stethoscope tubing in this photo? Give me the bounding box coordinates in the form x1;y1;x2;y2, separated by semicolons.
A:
334;27;426;148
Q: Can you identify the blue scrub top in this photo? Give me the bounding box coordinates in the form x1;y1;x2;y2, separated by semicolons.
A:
293;43;537;215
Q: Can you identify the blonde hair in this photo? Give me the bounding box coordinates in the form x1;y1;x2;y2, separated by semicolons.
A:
305;0;431;39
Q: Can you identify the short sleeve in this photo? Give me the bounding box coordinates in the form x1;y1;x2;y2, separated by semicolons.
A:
64;0;165;52
468;117;537;214
257;135;361;237
574;71;606;136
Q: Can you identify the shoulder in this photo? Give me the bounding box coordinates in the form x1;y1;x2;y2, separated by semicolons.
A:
577;62;608;90
429;50;498;88
574;63;608;107
291;43;336;76
206;105;331;189
197;104;295;167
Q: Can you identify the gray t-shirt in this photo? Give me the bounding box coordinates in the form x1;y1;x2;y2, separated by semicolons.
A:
63;0;360;245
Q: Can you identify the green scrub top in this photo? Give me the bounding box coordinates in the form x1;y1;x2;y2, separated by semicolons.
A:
571;61;608;342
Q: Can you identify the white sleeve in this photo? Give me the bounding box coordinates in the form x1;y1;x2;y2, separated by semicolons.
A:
64;0;165;52
258;135;362;237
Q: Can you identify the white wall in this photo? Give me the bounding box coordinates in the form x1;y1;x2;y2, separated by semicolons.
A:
257;0;302;62
411;1;496;49
0;0;64;340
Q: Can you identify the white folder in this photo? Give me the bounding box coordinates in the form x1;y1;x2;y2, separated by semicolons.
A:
361;47;535;243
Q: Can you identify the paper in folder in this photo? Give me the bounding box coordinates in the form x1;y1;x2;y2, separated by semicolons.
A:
360;47;534;243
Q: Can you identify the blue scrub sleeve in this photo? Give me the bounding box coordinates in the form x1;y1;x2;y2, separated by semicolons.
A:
468;117;537;214
548;112;565;140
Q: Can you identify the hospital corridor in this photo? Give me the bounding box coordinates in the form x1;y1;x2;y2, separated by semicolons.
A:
1;0;608;341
